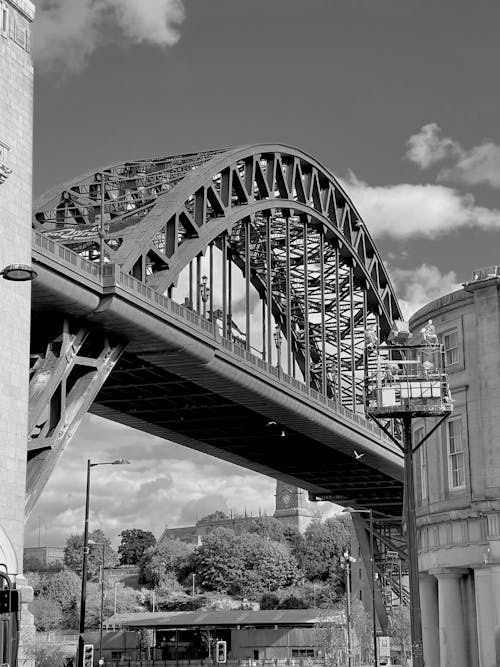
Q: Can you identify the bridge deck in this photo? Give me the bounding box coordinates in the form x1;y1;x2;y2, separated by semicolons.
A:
31;233;404;519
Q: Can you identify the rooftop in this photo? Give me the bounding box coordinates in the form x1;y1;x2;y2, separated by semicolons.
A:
107;609;343;629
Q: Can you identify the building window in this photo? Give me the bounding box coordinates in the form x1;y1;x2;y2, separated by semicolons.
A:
444;329;459;367
292;650;315;658
415;426;427;500
447;417;465;490
14;22;26;49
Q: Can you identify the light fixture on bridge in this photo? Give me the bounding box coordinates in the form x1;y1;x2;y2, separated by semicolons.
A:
200;275;210;318
273;324;282;373
0;263;37;281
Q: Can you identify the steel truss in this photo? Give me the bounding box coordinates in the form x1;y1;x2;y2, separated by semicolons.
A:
27;316;124;517
34;145;402;414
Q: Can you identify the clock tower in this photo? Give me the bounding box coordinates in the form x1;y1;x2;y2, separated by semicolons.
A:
274;480;315;533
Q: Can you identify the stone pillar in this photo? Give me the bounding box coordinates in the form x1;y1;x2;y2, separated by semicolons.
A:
435;569;468;667
474;566;496;667
419;573;439;667
0;2;36;665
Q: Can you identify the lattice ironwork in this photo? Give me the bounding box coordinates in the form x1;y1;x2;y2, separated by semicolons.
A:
26;316;123;517
34;145;403;414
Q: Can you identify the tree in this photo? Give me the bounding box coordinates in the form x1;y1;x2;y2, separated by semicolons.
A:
118;528;156;565
238;533;300;594
390;604;411;662
64;529;117;579
29;595;64;631
298;517;350;591
39;569;81;613
139;538;194;587
189;528;245;593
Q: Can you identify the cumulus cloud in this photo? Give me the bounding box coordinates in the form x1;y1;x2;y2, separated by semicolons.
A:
24;414;278;548
33;0;185;75
406;123;461;169
440;142;500;189
406;123;500;189
388;263;462;319
340;171;500;239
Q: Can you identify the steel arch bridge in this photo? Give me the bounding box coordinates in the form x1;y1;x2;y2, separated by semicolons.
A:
30;144;406;569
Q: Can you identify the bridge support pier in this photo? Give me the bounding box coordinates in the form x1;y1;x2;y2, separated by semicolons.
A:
27;317;125;517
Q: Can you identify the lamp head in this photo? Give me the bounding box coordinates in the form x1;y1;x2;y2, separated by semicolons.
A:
1;264;37;281
111;458;130;465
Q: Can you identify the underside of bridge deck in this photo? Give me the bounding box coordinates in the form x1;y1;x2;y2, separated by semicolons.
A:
91;351;403;520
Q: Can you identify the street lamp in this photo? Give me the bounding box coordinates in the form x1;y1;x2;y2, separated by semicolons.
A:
200;275;210;318
77;458;130;667
0;263;37;281
273;324;282;374
340;549;356;667
342;507;378;667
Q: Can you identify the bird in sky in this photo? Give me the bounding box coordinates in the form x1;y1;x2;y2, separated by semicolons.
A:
353;450;365;460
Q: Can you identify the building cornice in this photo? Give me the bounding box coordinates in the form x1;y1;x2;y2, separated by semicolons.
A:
7;0;35;22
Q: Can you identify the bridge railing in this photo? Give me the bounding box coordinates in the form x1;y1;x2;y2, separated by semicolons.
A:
33;233;396;449
33;231;102;280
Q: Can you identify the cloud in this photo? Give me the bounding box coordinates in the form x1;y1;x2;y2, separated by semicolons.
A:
388;263;462;319
440;142;500;189
406;123;500;189
33;0;185;75
24;414;278;548
340;171;500;239
406;123;461;169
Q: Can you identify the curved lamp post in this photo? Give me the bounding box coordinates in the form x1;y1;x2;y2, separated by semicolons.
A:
77;458;130;667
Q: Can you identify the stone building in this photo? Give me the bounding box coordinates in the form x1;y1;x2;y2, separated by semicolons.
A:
159;480;315;545
0;0;34;581
409;268;500;667
0;1;36;662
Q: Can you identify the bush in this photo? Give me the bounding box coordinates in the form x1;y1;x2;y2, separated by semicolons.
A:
260;593;280;610
23;636;68;667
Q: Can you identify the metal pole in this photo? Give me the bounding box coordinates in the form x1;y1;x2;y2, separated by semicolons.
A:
403;416;424;667
114;581;118;615
100;173;105;275
369;510;378;667
346;559;352;667
77;460;91;667
99;545;105;662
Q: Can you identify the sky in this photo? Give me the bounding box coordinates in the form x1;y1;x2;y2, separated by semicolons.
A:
25;0;500;549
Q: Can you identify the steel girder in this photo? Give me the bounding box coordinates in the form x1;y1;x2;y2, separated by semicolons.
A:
34;144;403;414
27;316;124;518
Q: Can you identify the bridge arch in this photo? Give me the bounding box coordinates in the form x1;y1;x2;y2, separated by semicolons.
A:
34;144;403;412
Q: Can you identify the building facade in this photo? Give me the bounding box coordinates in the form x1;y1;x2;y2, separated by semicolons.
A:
0;1;36;662
0;0;34;580
409;270;500;667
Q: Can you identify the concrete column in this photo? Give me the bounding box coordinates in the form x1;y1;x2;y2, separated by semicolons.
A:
419;573;439;667
474;567;496;667
435;569;467;667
